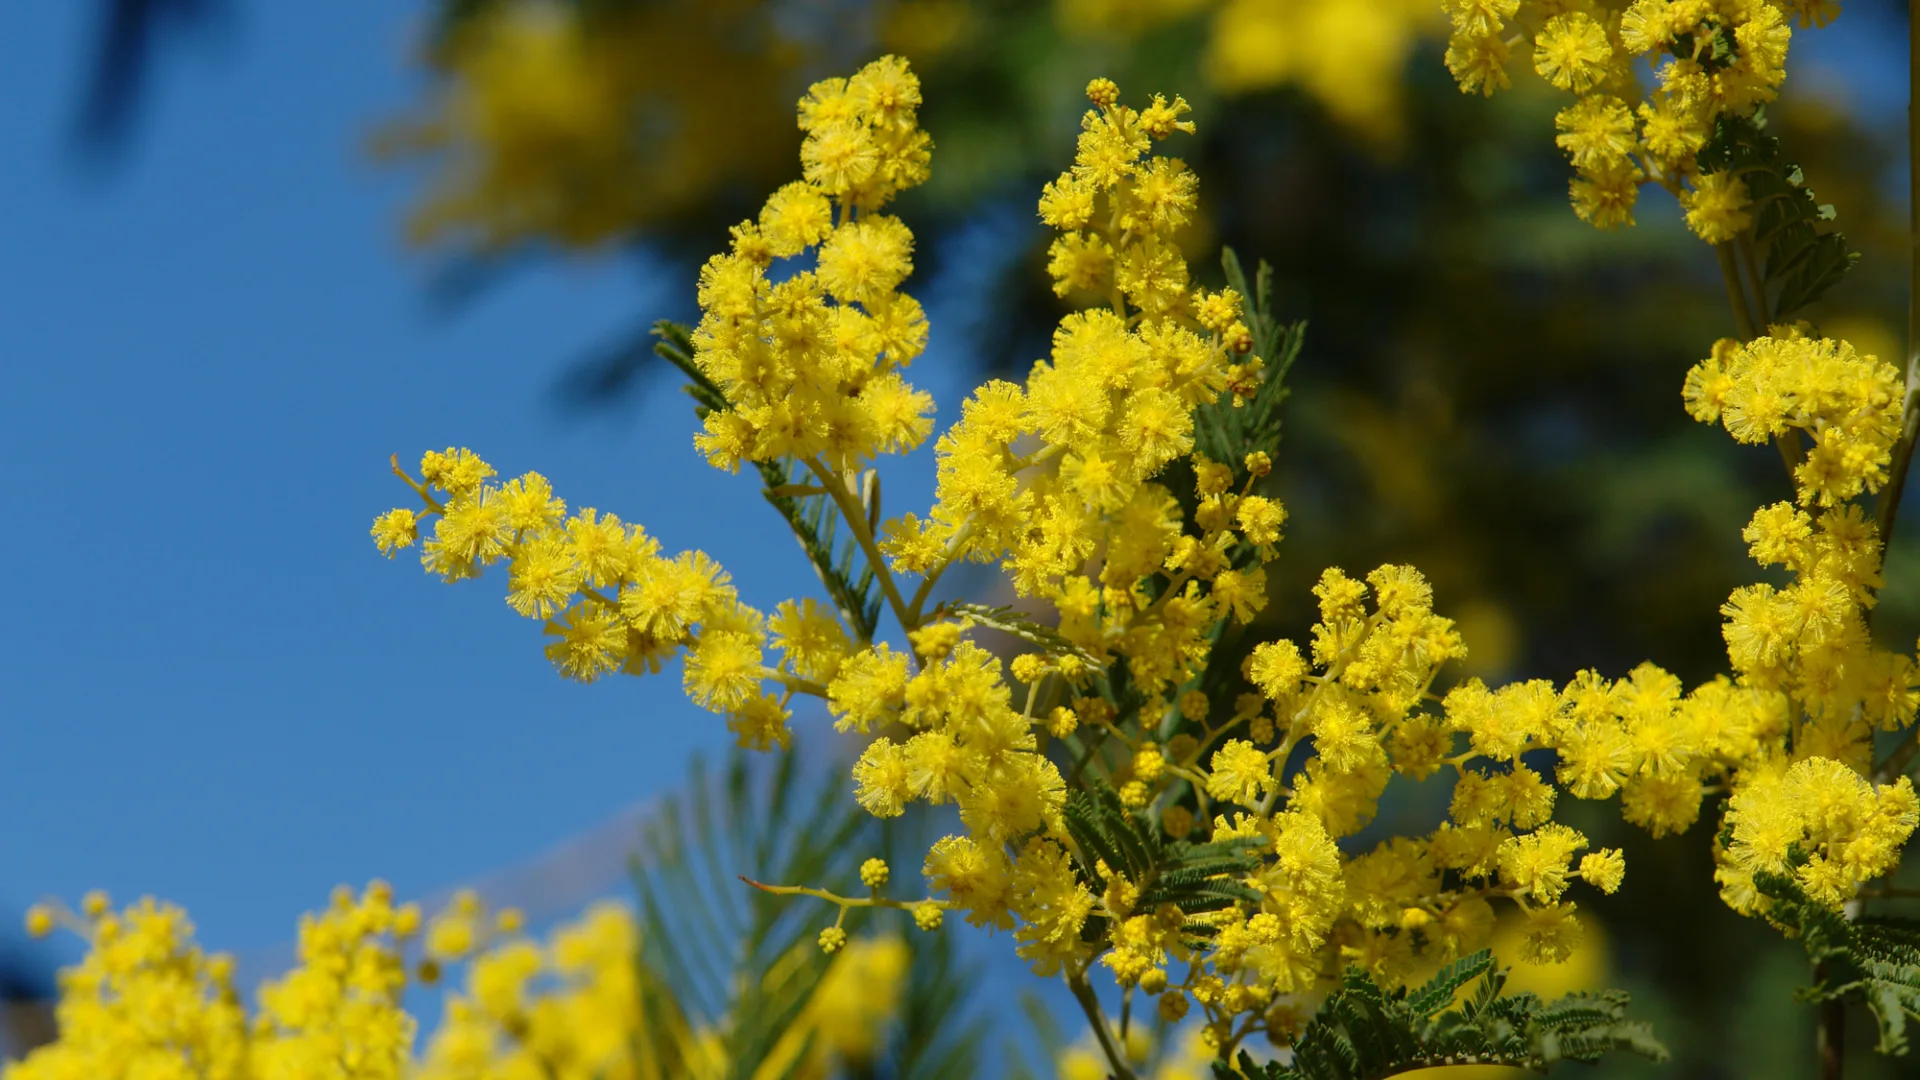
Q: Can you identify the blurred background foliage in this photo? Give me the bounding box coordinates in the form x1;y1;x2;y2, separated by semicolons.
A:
50;0;1920;1077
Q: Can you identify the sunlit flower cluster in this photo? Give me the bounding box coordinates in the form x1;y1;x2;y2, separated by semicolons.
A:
13;887;906;1080
1444;0;1829;236
368;62;1698;1062
10;885;417;1080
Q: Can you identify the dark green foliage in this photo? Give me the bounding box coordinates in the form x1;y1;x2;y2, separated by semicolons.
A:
1697;111;1858;320
1215;951;1666;1080
631;749;983;1079
653;320;883;640
1062;778;1262;933
1754;868;1920;1056
1193;249;1304;487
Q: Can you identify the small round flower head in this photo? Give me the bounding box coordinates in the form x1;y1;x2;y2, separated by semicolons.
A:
371;508;419;556
913;902;945;932
1682;172;1753;244
1579;849;1627;894
394;902;423;937
1520;903;1585;964
81;890;110;918
1533;13;1613;94
1178;690;1209;722
24;905;53;938
1086;78;1120;108
818;925;848;954
860;857;891;890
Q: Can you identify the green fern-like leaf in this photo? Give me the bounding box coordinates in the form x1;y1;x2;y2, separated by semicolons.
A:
1061;780;1263;931
1214;950;1666;1080
631;748;981;1079
1754;868;1920;1055
1193;249;1304;483
1696;111;1859;319
652;320;884;639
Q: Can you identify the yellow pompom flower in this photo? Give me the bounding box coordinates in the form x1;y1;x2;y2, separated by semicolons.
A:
1681;171;1754;244
1533;13;1613;94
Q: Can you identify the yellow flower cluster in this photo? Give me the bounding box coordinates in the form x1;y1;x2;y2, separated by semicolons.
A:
10;885;417;1080
692;55;934;473
1685;330;1905;506
375;64;1667;1059
15;886;908;1080
1719;756;1917;911
1440;325;1918;927
416;898;671;1080
373;448;796;750
1443;0;1820;235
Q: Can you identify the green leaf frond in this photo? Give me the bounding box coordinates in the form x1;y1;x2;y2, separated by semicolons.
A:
1195;248;1304;485
1063;778;1263;933
630;747;982;1079
1697;111;1859;320
1216;950;1666;1080
1754;868;1920;1056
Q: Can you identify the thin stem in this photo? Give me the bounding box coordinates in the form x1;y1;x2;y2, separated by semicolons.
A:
1716;245;1805;484
906;522;973;625
763;669;827;698
1067;969;1139;1080
1737;231;1771;327
1875;727;1920;785
1816;960;1844;1080
1717;242;1761;340
391;454;446;513
1777;429;1807;484
740;876;945;914
1880;0;1920;563
803;455;918;639
1872;1;1920;782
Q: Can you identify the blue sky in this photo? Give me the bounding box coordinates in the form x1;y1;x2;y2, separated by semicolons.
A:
0;0;1911;1015
0;1;984;969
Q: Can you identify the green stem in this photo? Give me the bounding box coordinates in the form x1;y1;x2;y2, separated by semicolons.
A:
1717;243;1761;340
391;455;446;513
803;455;918;640
1879;0;1920;565
1876;728;1920;785
906;522;973;625
1817;960;1844;1080
1716;244;1804;485
1870;1;1920;783
1067;969;1139;1080
740;876;945;914
1737;231;1771;327
763;669;827;698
